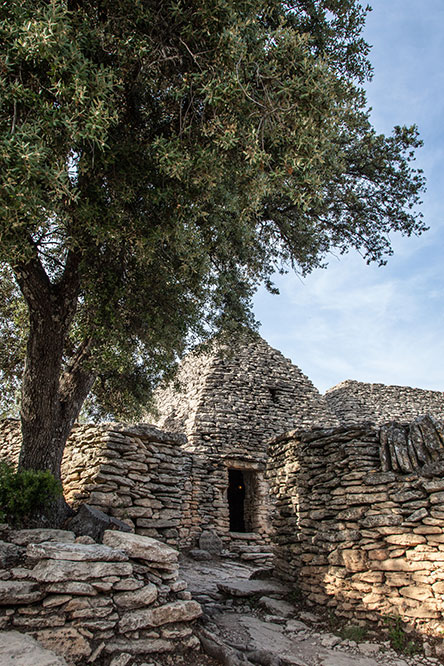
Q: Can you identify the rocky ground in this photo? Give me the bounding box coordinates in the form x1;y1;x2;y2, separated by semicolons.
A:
179;555;444;666
2;553;444;666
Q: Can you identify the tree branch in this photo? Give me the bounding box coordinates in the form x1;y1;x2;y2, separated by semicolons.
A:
59;336;96;419
12;237;52;315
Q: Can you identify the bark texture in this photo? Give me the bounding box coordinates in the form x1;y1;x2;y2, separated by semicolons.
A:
14;247;95;480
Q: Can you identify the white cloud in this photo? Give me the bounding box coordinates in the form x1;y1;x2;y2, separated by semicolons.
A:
254;250;444;394
254;0;444;395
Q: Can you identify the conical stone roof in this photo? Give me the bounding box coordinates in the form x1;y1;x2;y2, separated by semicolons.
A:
151;335;339;454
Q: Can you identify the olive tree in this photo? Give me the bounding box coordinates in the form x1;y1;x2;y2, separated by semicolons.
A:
0;0;425;481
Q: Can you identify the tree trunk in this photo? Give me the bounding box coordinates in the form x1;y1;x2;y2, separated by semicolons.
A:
18;311;96;480
14;247;95;481
19;306;68;478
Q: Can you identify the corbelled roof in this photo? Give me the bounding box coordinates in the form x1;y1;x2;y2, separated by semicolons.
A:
150;335;339;454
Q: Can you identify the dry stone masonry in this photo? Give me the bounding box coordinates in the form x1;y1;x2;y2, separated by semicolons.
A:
1;333;444;644
0;526;201;663
151;335;340;454
326;380;444;426
150;335;339;559
0;420;191;547
267;416;444;634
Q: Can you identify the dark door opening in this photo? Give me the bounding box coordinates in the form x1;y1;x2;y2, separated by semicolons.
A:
228;469;246;532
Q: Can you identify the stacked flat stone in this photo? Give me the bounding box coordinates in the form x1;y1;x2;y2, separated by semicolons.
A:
149;335;339;551
267;420;444;635
0;421;191;547
151;335;339;456
0;527;201;663
326;380;444;426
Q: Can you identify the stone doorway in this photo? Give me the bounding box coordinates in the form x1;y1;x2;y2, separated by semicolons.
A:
228;469;246;532
228;468;259;533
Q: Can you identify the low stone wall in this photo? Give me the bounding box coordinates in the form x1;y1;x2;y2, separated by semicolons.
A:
0;420;272;553
0;526;201;663
267;418;444;634
0;420;191;547
325;380;444;426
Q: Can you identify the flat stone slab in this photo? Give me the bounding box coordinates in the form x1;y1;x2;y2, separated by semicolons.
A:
119;599;202;632
114;583;158;609
8;530;76;546
0;630;69;665
31;559;133;582
27;541;128;562
217;578;287;597
104;638;174;655
103;530;178;565
181;556;254;599
259;596;295;617
0;580;44;605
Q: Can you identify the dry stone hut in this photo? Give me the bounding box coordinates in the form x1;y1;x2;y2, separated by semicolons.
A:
2;334;444;636
152;335;339;453
1;333;444;563
150;335;339;557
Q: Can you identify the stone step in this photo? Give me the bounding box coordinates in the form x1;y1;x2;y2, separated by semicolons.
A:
217;578;287;598
240;552;274;562
229;532;262;541
229;544;271;553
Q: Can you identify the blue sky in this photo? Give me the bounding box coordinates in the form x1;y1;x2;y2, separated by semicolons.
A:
253;0;444;393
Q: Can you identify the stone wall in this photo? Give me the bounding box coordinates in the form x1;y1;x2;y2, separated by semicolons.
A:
152;336;339;455
0;526;201;663
0;420;271;552
325;380;444;426
267;417;444;634
0;420;192;547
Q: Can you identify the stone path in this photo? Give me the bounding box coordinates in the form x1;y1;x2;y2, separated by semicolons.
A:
180;555;442;666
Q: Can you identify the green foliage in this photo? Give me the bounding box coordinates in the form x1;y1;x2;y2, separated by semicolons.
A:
340;624;368;642
0;266;26;417
0;0;427;425
383;615;421;655
0;462;62;526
